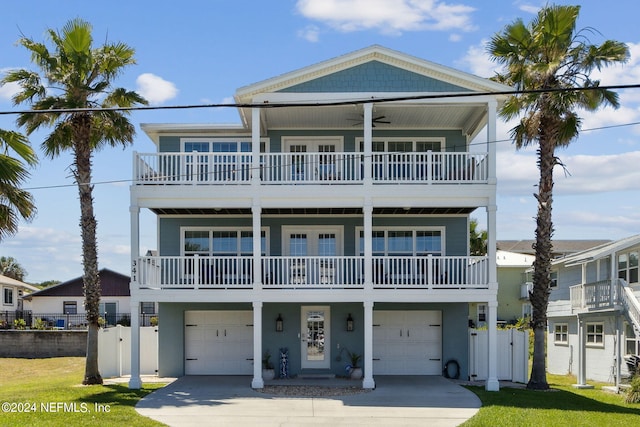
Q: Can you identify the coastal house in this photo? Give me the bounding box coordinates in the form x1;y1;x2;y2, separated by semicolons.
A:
546;234;640;386
0;274;39;326
128;45;511;390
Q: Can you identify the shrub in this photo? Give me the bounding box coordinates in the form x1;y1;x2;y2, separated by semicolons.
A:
34;318;47;330
150;316;158;326
13;318;26;330
117;314;131;326
625;374;640;404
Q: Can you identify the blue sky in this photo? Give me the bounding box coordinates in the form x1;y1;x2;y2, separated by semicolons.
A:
1;0;639;283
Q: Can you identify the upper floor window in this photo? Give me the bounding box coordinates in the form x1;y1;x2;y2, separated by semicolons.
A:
618;250;639;284
554;323;568;344
359;137;445;152
182;139;266;153
586;322;604;347
358;228;444;256
3;287;14;305
183;228;268;256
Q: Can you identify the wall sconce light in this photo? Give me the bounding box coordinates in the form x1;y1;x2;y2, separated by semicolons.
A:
276;313;283;332
346;313;354;332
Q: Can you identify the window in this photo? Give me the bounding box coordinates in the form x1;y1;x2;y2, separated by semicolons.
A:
586;323;604;347
3;287;14;305
618;251;639;284
550;271;558;288
554;323;568;344
63;301;77;315
522;303;532;319
183;228;268;256
477;304;487;323
140;302;155;315
358;228;444;256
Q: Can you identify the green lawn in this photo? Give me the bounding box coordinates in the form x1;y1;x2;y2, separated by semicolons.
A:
0;358;165;427
462;373;640;427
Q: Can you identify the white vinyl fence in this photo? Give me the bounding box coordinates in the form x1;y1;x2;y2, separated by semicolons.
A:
98;325;158;378
469;328;529;383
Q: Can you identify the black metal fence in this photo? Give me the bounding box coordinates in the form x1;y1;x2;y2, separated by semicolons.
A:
0;310;158;330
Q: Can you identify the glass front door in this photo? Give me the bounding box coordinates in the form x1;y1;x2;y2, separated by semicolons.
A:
301;306;330;369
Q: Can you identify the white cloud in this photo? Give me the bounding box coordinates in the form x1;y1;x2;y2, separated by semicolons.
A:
135;73;178;105
518;4;540;15
0;75;20;101
455;39;502;78
298;25;320;42
296;0;476;35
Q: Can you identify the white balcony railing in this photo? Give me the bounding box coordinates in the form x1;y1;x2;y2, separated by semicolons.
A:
570;279;621;311
520;282;533;299
133;255;489;290
134;151;488;185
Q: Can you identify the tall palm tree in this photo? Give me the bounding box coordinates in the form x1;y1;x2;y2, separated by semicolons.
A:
0;129;36;242
2;18;147;385
488;4;628;390
0;256;28;281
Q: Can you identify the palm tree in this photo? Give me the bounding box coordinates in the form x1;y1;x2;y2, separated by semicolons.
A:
469;218;487;256
2;18;147;385
0;256;28;281
0;129;36;242
488;4;628;390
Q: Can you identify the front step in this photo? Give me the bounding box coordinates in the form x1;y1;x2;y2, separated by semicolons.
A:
298;371;336;379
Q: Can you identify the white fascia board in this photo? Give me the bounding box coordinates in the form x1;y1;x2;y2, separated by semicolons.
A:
140;123;248;145
251;92;502;106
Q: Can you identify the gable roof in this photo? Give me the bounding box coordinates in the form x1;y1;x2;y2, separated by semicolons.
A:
497;240;610;258
0;274;40;293
24;268;130;299
553;234;640;267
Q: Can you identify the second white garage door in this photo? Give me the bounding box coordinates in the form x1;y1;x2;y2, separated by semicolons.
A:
184;310;253;375
373;310;442;375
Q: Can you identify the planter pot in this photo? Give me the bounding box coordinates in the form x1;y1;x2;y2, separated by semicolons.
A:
262;369;275;381
349;367;363;380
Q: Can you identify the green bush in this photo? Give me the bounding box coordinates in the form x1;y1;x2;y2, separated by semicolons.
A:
34;318;47;330
13;318;26;330
625;373;640;404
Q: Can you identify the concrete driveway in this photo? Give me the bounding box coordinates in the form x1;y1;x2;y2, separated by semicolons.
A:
135;375;481;427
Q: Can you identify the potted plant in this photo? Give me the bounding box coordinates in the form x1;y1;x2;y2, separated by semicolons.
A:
262;350;275;380
347;350;363;379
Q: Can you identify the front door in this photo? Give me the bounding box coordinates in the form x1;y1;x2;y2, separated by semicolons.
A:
301;306;331;369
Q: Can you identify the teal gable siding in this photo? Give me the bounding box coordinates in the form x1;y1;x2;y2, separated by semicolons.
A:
279;61;469;93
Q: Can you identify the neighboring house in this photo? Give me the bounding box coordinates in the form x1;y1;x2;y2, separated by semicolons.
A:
473;250;534;327
23;268;156;327
497;239;610;259
1;274;39;325
128;45;512;390
546;234;640;386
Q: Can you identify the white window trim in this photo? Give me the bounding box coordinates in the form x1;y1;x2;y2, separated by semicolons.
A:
355;226;446;255
554;323;569;345
477;304;487;324
3;287;14;306
586;322;605;348
282;136;345;153
180;137;269;153
180;226;270;256
356;136;446;152
282;225;344;256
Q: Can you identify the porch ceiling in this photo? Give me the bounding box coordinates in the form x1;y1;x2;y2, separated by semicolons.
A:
150;207;476;216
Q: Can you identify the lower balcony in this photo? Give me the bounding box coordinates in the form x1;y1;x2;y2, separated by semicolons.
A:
570;279;621;312
133;255;489;291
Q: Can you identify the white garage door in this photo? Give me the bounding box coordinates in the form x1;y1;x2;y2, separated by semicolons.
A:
184;310;253;375
373;310;442;375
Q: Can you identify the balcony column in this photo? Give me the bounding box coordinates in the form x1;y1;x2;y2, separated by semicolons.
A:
485;299;500;391
574;314;591;387
486;205;497;288
129;205;141;389
251;107;261;185
363;202;373;290
363;103;373;184
487;99;497;185
251;301;264;389
362;300;375;389
252;203;262;290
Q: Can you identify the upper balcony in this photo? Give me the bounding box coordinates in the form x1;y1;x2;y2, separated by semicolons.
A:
133;151;488;186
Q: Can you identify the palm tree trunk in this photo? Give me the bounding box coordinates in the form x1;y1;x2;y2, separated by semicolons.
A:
527;116;555;391
75;118;102;386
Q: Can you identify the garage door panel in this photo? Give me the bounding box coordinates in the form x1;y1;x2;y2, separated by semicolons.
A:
373;310;442;375
185;310;253;375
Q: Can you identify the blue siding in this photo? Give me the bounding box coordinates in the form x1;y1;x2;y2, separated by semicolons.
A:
279;61;469;93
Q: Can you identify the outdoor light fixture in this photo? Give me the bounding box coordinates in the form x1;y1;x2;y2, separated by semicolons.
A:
276;313;283;332
346;313;354;332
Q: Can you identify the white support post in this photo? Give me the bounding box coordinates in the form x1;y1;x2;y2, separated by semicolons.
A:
485;300;500;391
362;300;375;389
487;100;497;185
363;103;373;185
251;107;261;185
573;315;592;388
252;301;264;389
486;205;497;288
252;203;262;290
616;314;622;390
363;203;373;290
129;205;142;389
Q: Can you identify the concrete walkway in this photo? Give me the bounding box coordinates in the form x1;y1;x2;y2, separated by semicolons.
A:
135;375;481;427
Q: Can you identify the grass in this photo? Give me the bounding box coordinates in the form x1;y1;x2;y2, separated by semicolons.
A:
461;373;640;427
0;357;165;427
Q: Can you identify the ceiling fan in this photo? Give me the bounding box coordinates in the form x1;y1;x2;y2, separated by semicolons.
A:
346;114;391;127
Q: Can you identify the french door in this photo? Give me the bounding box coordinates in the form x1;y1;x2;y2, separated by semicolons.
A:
283;227;342;285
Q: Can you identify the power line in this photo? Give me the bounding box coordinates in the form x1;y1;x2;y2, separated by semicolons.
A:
2;84;640;115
